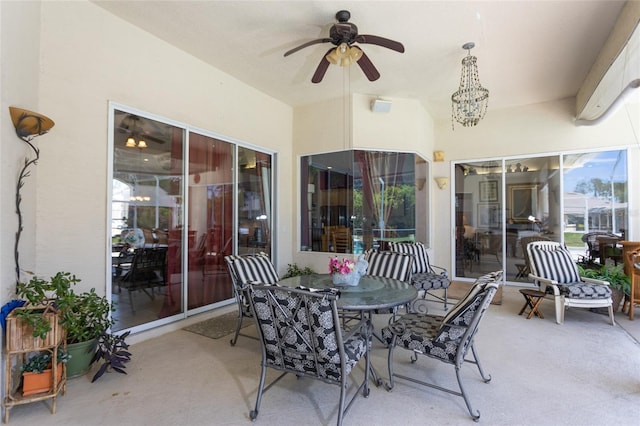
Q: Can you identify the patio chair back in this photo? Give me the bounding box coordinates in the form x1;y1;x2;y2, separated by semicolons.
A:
246;284;370;425
224;253;279;345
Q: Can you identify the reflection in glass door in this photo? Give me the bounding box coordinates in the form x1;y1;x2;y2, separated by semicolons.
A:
111;108;275;332
455;157;561;282
454;149;628;284
111;109;185;331
237;147;273;257
563;150;628;257
186;132;234;310
454;160;505;280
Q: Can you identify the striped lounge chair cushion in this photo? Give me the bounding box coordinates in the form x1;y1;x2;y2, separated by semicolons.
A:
225;253;279;285
528;245;581;284
388;242;430;274
364;250;413;281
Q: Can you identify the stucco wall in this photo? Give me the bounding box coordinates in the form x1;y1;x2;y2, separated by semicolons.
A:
1;1;43;301
1;1;293;304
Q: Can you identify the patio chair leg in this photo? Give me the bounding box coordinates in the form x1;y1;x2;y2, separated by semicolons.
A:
555;296;564;324
384;336;398;391
337;379;347;426
443;288;449;311
608;304;615;326
456;365;480;422
229;314;243;346
249;362;267;421
470;343;491;383
128;290;135;314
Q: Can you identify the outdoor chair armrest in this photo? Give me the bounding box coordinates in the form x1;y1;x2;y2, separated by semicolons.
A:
430;265;448;277
581;276;610;286
527;273;560;296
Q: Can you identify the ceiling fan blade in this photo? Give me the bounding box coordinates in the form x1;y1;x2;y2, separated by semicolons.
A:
356;51;380;81
284;38;333;57
311;50;333;83
355;34;405;53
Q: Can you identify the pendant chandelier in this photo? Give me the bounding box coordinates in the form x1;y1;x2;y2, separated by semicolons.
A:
451;42;489;128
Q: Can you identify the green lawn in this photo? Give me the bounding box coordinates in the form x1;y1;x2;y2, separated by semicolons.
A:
564;232;584;248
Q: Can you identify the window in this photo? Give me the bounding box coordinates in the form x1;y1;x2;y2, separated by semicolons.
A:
300;150;428;253
453;149;628;283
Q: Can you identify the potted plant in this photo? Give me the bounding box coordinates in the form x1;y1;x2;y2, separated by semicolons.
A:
90;330;132;383
281;263;315;279
16;271;115;378
58;288;114;378
579;264;630;311
20;347;69;396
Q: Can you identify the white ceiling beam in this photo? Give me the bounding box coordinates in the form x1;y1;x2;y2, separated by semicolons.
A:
576;1;640;122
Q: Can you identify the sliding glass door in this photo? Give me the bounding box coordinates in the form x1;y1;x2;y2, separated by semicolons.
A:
454;149;628;283
110;105;274;332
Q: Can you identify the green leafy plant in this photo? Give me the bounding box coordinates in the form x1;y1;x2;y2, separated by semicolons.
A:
16;271;114;343
281;263;315;279
90;331;132;382
21;347;70;374
57;288;114;344
14;306;53;341
16;272;81;340
579;264;630;294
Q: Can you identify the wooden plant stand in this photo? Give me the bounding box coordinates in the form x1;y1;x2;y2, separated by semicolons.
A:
3;305;66;423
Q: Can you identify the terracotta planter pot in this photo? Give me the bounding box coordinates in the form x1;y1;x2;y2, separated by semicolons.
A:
22;363;63;396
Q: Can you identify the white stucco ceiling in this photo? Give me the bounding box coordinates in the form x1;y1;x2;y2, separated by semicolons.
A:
93;1;634;122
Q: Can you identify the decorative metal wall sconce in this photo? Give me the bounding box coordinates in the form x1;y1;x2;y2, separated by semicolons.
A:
434;177;449;190
9;107;55;290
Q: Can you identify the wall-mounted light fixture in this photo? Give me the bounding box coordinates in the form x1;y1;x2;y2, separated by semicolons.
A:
434;177;449;190
9;106;55;290
434;151;445;162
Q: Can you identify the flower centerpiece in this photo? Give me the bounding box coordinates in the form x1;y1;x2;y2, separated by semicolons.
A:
329;257;359;286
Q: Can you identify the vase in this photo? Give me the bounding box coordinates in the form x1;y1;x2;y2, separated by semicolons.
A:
332;272;360;287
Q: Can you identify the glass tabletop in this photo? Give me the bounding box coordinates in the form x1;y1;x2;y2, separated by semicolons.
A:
278;274;418;311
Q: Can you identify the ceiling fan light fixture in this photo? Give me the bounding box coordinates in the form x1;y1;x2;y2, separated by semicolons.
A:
125;137;137;148
451;42;489;129
137;140;148;149
326;49;340;65
349;46;363;62
286;10;404;83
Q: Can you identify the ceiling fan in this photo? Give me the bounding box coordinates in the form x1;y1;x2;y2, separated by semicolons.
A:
284;10;405;83
117;114;167;146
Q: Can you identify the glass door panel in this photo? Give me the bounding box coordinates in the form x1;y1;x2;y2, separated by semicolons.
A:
563;150;628;261
112;109;185;331
454;160;504;279
504;156;559;282
237;147;273;257
186;132;234;310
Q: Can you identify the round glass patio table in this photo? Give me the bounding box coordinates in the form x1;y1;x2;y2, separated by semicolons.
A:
277;274;418;312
